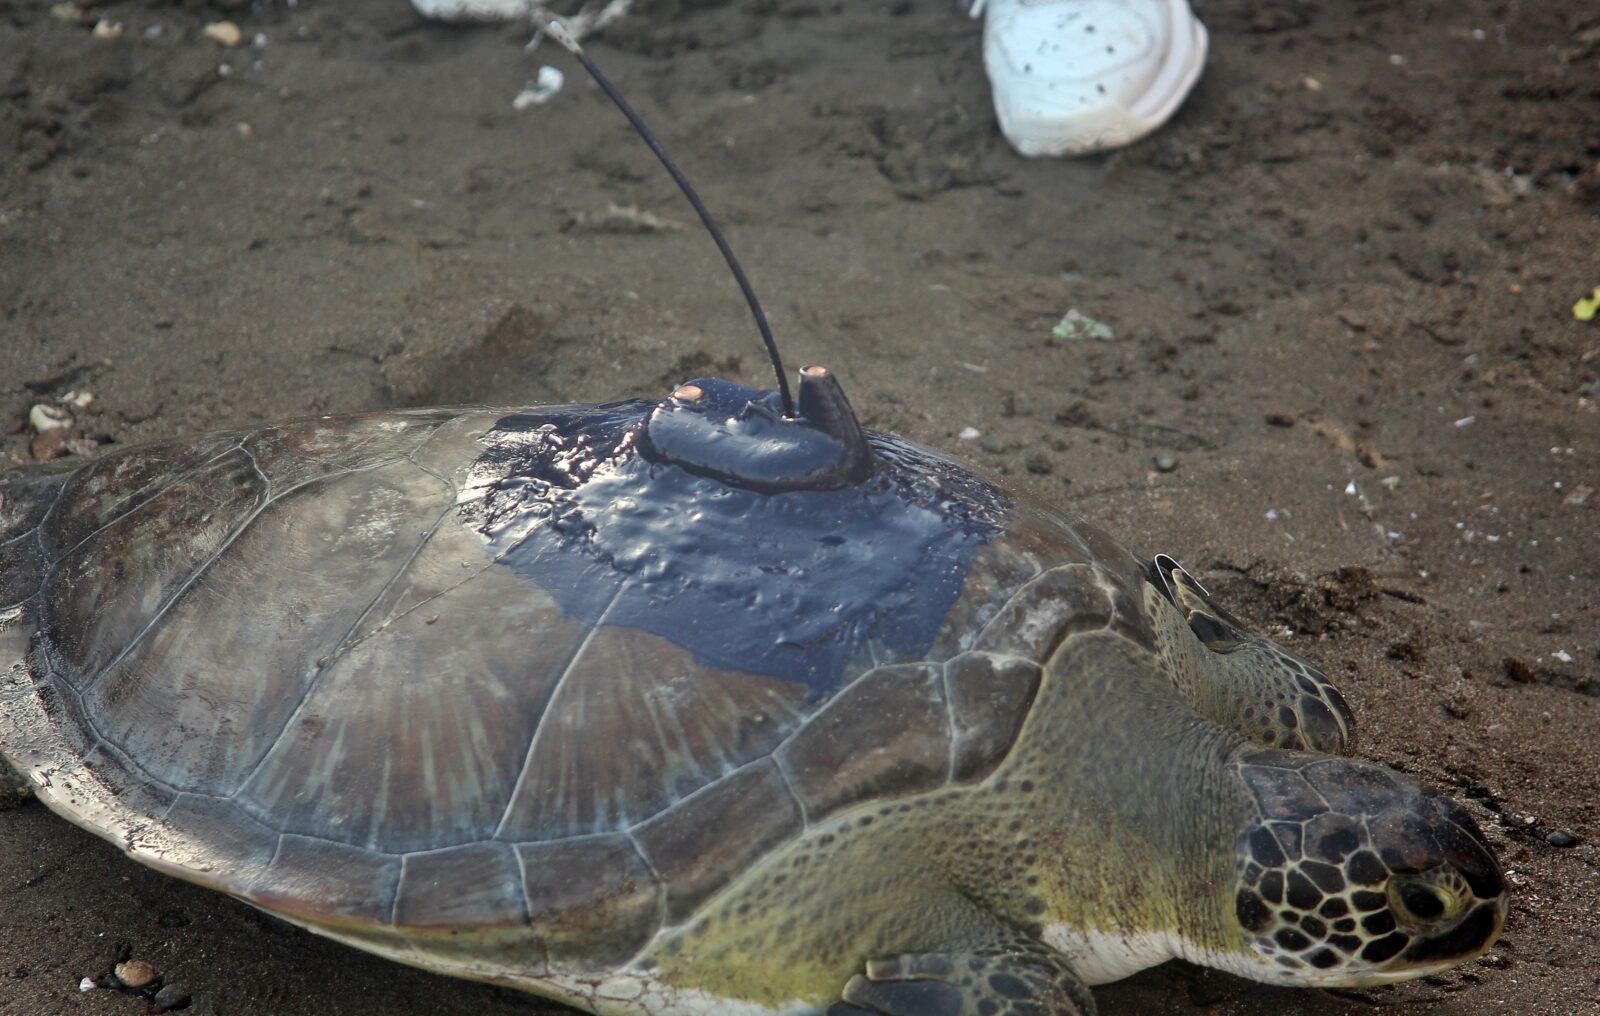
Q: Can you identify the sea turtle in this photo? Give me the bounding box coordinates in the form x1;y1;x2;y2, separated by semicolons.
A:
1;27;1505;1014
0;364;1506;1016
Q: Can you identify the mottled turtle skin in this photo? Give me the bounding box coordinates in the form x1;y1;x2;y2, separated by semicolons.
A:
0;374;1505;1016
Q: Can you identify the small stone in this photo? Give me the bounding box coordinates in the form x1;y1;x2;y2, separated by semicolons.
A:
114;959;159;989
28;404;73;432
29;429;75;461
153;983;192;1010
1265;411;1296;427
1545;829;1577;848
203;20;243;46
92;18;123;39
1502;657;1535;683
1025;453;1053;475
78;976;97;992
1153;452;1179;473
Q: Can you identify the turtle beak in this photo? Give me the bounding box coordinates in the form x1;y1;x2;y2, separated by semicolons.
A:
1399;898;1505;968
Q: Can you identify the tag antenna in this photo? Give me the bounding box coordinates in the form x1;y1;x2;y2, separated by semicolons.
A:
549;22;795;418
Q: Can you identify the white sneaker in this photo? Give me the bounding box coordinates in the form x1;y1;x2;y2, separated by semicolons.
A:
410;0;635;39
972;0;1208;157
411;0;533;20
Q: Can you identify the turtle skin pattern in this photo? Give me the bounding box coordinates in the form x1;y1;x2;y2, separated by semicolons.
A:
0;404;1152;983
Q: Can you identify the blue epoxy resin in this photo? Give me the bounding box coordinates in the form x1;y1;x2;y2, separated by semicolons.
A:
459;382;1012;697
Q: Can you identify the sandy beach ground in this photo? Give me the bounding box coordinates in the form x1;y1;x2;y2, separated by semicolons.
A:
1;0;1596;1013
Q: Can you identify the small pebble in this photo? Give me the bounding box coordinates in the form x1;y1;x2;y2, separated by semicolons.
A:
114;959;159;989
153;983;192;1010
1335;309;1368;331
1545;829;1577;848
204;20;243;46
1502;657;1535;683
78;976;97;992
1153;452;1179;472
29;429;75;461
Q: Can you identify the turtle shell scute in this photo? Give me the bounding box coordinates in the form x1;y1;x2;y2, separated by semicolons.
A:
515;835;662;970
775;662;950;822
396;842;535;966
633;759;803;925
944;651;1042;782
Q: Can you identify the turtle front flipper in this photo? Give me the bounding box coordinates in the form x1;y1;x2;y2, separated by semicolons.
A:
827;944;1096;1016
1147;555;1356;755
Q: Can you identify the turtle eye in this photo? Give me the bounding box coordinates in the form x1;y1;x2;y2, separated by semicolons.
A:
1390;878;1463;926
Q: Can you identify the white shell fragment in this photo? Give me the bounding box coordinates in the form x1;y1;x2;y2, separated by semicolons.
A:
29;404;73;433
1049;308;1115;343
513;66;565;109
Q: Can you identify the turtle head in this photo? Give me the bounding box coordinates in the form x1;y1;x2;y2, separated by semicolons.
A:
1219;750;1506;986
